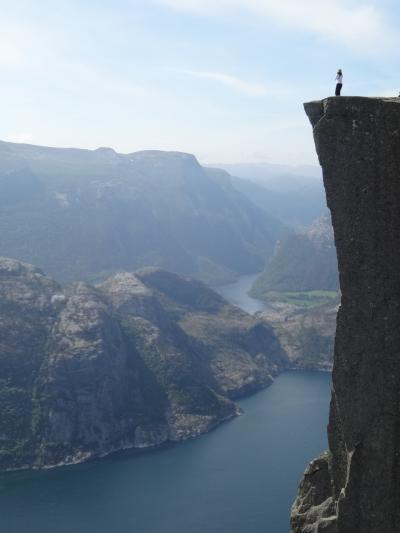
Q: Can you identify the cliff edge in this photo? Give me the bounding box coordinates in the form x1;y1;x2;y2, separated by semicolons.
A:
291;96;400;533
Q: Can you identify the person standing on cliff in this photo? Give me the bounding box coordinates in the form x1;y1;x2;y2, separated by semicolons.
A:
335;69;343;96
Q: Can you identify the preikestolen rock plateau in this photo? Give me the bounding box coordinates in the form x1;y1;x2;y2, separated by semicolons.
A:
291;96;400;532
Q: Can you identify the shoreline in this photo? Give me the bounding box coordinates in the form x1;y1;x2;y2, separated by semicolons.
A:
0;368;329;476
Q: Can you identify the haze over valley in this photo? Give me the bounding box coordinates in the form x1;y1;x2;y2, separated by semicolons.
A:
0;141;291;285
0;132;339;532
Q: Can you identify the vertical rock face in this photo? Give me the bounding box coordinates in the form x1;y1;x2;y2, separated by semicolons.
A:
291;97;400;533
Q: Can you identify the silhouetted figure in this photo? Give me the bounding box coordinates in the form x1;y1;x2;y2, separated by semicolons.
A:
335;69;343;96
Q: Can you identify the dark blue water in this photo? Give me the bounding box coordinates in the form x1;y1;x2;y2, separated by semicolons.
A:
0;371;330;533
0;275;331;533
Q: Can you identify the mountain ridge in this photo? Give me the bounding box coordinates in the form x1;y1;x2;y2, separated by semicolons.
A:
0;141;284;285
0;257;286;472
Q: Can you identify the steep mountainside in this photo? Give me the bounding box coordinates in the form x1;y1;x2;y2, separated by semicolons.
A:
251;214;339;297
224;174;326;228
292;97;400;533
0;142;282;284
206;167;288;237
208;162;325;227
260;297;338;371
0;258;286;472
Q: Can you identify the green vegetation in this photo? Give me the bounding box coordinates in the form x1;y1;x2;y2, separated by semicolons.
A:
0;383;32;438
265;290;338;308
250;215;339;301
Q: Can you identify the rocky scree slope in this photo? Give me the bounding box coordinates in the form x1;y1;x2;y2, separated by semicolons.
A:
0;143;283;285
291;97;400;533
0;258;286;472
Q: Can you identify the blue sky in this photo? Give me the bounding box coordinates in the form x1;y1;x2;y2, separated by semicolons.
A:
1;0;400;165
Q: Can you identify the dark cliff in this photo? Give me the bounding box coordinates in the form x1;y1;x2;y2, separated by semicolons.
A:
291;96;400;532
0;258;286;471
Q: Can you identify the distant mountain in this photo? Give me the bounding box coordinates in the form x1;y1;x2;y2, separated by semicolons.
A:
207;163;326;228
0;257;287;472
205;167;289;236
226;174;326;228
209;162;322;191
251;214;339;297
0;141;285;285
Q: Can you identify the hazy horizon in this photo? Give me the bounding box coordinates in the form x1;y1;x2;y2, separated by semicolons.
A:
2;0;400;166
0;138;324;184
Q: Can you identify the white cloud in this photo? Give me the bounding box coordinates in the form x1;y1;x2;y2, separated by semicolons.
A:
157;0;398;55
175;69;267;96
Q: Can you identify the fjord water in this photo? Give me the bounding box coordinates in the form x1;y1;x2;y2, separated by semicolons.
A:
0;372;330;533
0;276;331;533
215;273;271;314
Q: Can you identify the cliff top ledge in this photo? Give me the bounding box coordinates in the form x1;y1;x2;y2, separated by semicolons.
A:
304;96;400;127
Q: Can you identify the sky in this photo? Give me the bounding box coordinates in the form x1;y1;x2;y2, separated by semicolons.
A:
1;0;400;165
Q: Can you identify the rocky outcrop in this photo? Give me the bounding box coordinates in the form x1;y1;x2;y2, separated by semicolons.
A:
0;259;286;471
261;297;338;371
291;97;400;532
291;452;337;533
